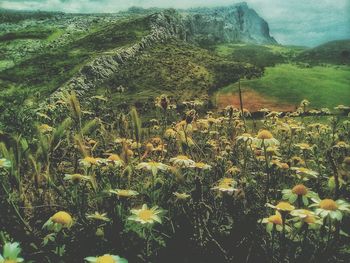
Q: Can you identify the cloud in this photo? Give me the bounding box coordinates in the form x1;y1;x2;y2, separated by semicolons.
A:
1;0;349;46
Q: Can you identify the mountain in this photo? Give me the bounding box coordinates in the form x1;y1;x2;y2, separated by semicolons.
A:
297;39;350;65
183;2;277;45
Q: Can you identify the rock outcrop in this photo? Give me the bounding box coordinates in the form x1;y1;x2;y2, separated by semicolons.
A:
184;2;276;44
44;10;187;104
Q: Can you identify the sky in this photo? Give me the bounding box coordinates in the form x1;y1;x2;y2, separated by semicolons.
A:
1;0;349;47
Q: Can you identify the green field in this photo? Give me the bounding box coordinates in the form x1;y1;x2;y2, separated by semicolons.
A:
218;64;350;108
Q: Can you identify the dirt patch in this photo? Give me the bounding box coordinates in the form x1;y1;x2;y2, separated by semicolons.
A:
216;89;296;112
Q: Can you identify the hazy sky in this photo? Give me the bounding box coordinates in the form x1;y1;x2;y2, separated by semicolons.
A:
1;0;349;47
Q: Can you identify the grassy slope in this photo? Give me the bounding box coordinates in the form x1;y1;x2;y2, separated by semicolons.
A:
0;16;151;101
213;41;350;109
214;43;306;68
219;64;350;108
97;39;260;106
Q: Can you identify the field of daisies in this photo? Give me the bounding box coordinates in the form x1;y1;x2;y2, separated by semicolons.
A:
1;93;350;263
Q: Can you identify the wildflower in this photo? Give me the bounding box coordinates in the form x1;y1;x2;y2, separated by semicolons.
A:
291;209;321;225
136;161;169;175
300;99;310;107
38;124;53;133
43;211;73;231
109;189;139;198
226;166;241;176
254;130;279;147
173;192;191;200
64;173;91;184
164;128;177;139
262;211;283;232
257;130;273;140
79;156;99;167
170;155;195;168
310;198;350;221
192;162;212;170
0;158;11;169
86;212;110;222
107;154;124;166
282;184;317;205
212;178;237;194
334;104;350;110
291;167;319;180
333;141;350;149
267;201;295;213
128;204;163;225
295;143;313;151
0;242;24;263
85;254;128;263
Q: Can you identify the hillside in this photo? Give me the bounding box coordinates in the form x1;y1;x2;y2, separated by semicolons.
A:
297;39;350;65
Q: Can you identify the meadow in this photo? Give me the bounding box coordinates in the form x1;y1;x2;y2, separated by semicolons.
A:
0;92;350;262
216;64;350;110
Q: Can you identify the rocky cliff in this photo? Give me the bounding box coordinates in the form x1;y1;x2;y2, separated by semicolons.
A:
184;2;276;44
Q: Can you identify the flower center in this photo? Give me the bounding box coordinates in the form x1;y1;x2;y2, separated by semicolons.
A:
292;184;308;195
96;255;116;263
139;210;153;221
4;260;18;263
319;199;338;211
257;130;273;140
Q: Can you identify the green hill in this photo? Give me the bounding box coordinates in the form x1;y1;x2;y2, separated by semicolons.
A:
217;64;350;109
297;39;350;65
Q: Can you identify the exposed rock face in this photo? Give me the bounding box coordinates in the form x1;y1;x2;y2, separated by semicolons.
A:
184;2;277;44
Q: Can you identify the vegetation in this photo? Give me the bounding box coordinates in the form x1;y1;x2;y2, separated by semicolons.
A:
1;93;350;262
214;43;306;68
101;39;261;105
218;64;350;109
297;40;350;65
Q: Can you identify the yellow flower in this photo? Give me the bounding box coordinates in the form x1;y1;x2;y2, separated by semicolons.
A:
38;124;53;133
51;211;73;227
292;184;308;196
319;199;338;211
128;204;163;225
257;130;273;140
79;156;99;167
267;202;295;212
64;173;91;183
291;209;319;225
85;254;128;263
267;212;283;225
164;128;177;139
310;198;350;221
193;162;211;170
276;202;295;211
86;212;110;222
109;189;139;198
